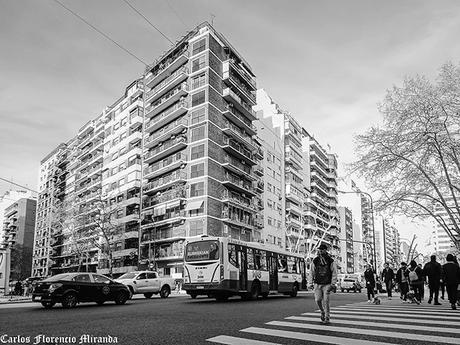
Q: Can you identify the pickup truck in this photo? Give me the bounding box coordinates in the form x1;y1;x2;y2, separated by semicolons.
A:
115;271;175;299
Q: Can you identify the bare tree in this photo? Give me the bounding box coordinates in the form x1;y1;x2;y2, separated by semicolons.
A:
351;62;460;250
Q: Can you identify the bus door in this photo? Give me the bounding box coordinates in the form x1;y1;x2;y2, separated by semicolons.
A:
267;252;278;290
237;246;247;290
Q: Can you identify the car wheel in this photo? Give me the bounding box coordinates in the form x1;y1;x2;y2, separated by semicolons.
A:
41;301;55;309
144;292;154;299
61;293;78;309
215;294;229;301
190;293;197;299
115;291;128;305
160;286;170;298
341;289;344;292
96;300;105;306
290;284;298;297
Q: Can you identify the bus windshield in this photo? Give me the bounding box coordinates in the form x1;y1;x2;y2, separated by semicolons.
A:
185;240;219;262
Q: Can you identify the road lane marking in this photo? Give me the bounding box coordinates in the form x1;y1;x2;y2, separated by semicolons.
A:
336;305;459;312
332;307;457;316
301;312;460;326
267;320;460;344
206;335;281;345
241;327;400;345
331;310;460;320
286;316;460;334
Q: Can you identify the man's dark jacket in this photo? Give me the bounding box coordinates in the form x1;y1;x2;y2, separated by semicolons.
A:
381;267;395;283
423;260;441;282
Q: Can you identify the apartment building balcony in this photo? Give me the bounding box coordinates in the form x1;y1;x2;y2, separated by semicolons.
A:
222;120;256;151
143;187;187;211
221;213;254;230
143;211;187;230
254;214;264;228
222;137;256;165
311;180;329;197
144;153;187;180
221;190;255;212
286;216;302;228
223;60;256;91
310;159;329;177
222;173;255;196
285;151;303;171
286;202;302;216
222;154;253;178
144;135;187;164
223;106;257;136
145;50;189;88
144;118;188;149
253;164;263;176
310;170;328;185
223;88;257;121
286;228;303;239
77;133;94;150
285;185;303;203
145;66;189;103
143;171;187;195
254;179;264;193
223;70;256;105
145;83;188;119
145;101;188;133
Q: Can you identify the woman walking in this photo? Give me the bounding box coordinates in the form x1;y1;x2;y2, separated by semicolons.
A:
364;264;376;303
406;260;424;303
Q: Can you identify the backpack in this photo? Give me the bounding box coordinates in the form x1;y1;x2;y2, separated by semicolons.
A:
313;255;333;284
408;269;418;282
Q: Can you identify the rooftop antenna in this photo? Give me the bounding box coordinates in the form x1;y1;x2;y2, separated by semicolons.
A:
210;13;215;26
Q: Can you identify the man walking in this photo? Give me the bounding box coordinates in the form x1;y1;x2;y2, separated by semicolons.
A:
441;254;460;310
381;262;395;299
395;262;409;301
423;255;442;305
310;243;337;324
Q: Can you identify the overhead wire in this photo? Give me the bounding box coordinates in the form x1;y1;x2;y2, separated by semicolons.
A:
163;0;188;29
52;0;149;66
121;0;174;44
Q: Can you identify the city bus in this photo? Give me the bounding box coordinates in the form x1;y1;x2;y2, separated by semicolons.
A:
183;236;307;301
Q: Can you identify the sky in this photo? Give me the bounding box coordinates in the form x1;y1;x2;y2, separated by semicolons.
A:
1;0;460;253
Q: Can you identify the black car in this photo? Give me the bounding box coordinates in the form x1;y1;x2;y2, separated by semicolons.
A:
32;272;131;309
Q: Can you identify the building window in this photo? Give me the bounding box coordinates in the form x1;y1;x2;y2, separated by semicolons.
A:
189;220;204;236
190;163;204;178
192;38;206;55
192;55;206;72
119;178;125;187
189;205;204;217
191;144;205;160
191;107;206;124
190;182;204;197
191;125;205;142
191;90;206;107
192;73;206;90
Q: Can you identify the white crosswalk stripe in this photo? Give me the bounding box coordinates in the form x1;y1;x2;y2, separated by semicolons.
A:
207;301;460;345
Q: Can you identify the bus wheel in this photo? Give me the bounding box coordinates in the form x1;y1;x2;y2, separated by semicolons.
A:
290;284;298;297
250;282;260;300
190;293;197;299
215;294;228;302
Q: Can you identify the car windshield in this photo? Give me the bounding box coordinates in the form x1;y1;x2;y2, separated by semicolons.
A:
185;240;219;262
117;272;137;279
42;274;73;282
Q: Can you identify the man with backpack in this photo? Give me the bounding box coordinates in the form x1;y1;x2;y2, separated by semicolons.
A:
405;260;423;303
310;243;337;324
423;255;442;305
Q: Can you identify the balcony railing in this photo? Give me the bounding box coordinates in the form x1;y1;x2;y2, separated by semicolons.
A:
145;83;188;118
221;189;254;210
223;172;254;195
143;171;187;194
144;153;187;179
223;88;256;121
223;70;256;105
145;101;188;133
223;137;255;165
222;120;256;149
143;187;187;209
224;59;256;90
144;117;188;149
145;49;189;88
144;135;187;164
145;66;189;102
222;154;252;176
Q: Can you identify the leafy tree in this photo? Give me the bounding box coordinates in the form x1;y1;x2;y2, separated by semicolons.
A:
352;62;460;250
10;244;32;281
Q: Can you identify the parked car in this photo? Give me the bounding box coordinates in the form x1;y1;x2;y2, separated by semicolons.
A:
115;271;175;299
340;278;362;293
32;272;130;309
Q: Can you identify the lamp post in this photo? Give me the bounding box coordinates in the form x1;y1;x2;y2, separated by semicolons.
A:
338;190;377;273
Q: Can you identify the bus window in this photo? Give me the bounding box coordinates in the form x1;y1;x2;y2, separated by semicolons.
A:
185;240;219;262
247;248;254;270
254;250;267;270
287;256;297;273
228;244;238;268
278;255;287;272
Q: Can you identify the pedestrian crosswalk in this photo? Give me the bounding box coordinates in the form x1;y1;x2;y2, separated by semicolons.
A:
206;300;460;344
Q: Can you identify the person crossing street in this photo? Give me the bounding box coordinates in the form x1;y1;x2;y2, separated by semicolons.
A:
423;255;442;305
381;262;395;299
441;254;460;310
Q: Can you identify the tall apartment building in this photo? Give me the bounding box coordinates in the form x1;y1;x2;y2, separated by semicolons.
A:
374;216;401;269
433;200;459;256
360;194;375;268
304;133;340;264
0;190;33;241
338;206;354;273
1;197;36;280
254;90;309;253
139;23;261;276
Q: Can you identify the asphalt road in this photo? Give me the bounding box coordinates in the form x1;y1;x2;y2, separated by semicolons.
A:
0;291;363;345
2;292;459;345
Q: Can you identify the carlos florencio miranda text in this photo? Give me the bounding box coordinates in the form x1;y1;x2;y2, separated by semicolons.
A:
1;334;118;344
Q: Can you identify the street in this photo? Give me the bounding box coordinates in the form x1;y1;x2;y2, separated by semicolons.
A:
1;292;460;345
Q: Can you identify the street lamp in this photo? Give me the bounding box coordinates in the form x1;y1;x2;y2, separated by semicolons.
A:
338;190;377;273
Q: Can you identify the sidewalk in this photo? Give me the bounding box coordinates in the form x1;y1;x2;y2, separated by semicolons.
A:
0;295;32;304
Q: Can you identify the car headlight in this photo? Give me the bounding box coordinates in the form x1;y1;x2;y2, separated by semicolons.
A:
48;283;63;293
